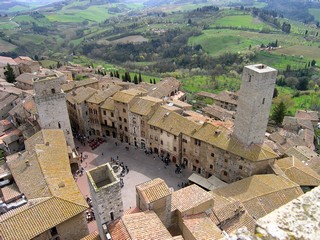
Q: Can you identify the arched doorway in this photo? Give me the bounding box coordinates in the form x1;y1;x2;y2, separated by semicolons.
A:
172;156;176;163
154;148;158;154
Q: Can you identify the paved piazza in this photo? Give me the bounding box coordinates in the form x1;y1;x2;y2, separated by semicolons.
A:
75;137;191;232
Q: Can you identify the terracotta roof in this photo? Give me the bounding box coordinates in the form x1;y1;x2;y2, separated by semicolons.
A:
209;193;256;233
193;123;278;161
108;219;130;240
3;130;88;239
212;174;303;219
136;178;171;203
295;110;319;121
2;183;21;203
203;105;235;120
285;146;318;163
0;196;87;240
148;106;202;136
112;89;146;104
196;91;217;99
147;77;180;98
275;156;320;186
100;98;115;111
172;184;214;213
67;87;97;104
15;73;38;85
182;213;223;240
122;211;172;239
212;91;238;105
22;96;37;115
130;96;162;116
80;231;101;240
0;95;18;109
87;85;122;105
0;56;17;67
61;78;99;92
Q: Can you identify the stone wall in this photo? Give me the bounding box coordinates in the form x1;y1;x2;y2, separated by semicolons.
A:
56;212;89;240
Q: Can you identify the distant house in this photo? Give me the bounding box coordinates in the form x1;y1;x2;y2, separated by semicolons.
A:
0;56;20;79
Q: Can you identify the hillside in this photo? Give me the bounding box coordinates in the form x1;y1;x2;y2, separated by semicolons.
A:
0;0;319;112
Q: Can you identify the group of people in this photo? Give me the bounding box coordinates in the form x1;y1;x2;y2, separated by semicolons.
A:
85;196;95;222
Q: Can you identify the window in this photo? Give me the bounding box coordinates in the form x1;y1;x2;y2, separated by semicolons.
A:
112;122;115;128
183;148;186;153
141;131;145;137
195;139;201;146
210;164;213;169
125;127;128;132
224;159;228;163
174;147;177;151
183;139;187;143
160;129;163;134
223;171;228;176
141;120;145;126
155;137;158;141
51;88;55;94
119;117;122;121
104;120;107;125
248;75;251;82
103;110;106;115
211;153;215;157
196;160;199;164
161;140;163;145
262;98;265;104
150;126;154;130
239;165;243;170
193;165;197;171
111;112;114;117
58;122;61;129
124;118;127;123
174;136;177;140
119;125;122;130
123;108;126;113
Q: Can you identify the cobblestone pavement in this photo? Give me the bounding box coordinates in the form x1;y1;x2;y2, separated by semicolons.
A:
75;136;191;233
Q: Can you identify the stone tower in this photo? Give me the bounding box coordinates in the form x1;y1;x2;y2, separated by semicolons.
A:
34;74;75;149
87;163;123;240
233;64;277;146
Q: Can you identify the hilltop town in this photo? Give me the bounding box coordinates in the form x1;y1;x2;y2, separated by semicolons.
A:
0;55;320;240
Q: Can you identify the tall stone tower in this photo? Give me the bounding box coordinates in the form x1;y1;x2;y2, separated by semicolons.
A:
87;163;123;240
233;64;277;146
34;74;75;149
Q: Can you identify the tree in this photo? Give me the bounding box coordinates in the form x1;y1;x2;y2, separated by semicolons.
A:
153;79;156;84
311;59;316;67
110;72;114;77
4;64;16;83
134;74;138;84
272;101;287;125
281;22;291;33
138;72;142;83
273;88;278;98
150;79;152;84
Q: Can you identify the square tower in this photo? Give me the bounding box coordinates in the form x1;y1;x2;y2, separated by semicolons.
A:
34;74;75;149
233;64;277;146
87;163;123;240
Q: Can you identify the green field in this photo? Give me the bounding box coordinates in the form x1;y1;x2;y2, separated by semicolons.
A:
46;5;110;23
0;39;16;52
181;75;240;94
0;21;18;30
255;51;308;70
276;45;320;61
213;15;267;30
309;8;320;22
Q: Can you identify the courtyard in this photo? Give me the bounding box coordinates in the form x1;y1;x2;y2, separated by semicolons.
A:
75;136;191;232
